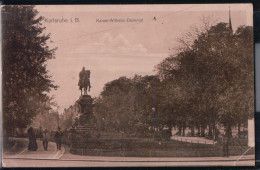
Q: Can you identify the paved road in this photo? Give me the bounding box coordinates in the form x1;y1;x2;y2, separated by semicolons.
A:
2;138;255;167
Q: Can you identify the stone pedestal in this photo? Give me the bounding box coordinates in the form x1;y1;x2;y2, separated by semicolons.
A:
77;95;93;125
76;95;99;138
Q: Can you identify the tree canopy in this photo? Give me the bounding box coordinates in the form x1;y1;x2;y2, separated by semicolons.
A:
2;5;58;136
93;20;253;139
156;22;253;137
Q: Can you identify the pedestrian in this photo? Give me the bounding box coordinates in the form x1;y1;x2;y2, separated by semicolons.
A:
28;127;38;151
54;127;63;150
27;127;34;151
42;128;50;151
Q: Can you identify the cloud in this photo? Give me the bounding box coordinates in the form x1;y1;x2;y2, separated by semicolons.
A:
74;33;148;55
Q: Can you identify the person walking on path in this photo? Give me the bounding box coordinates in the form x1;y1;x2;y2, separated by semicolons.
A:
54;127;63;150
27;127;38;151
32;128;38;151
27;127;34;151
42;129;50;151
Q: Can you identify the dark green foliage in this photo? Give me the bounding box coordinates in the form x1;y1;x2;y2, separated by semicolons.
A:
2;6;57;136
94;75;164;137
156;23;253;136
94;21;253;139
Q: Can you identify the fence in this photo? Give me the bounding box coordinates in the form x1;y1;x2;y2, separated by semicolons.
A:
171;136;216;145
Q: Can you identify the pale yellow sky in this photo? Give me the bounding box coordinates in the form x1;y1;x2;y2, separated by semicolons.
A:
35;4;253;112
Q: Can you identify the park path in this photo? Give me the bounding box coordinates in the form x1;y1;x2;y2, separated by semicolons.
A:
3;138;65;160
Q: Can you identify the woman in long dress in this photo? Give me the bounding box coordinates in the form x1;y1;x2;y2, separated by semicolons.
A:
27;127;38;151
27;127;33;151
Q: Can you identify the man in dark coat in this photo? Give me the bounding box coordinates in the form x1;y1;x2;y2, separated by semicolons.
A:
54;127;63;150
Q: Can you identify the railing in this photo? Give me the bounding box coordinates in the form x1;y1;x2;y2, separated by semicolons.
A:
171;136;216;145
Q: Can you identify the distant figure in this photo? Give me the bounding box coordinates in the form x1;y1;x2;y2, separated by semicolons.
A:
223;128;231;157
27;127;38;151
223;134;229;157
42;129;50;151
54;127;63;150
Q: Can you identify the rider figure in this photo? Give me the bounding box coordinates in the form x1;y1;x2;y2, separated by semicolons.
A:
78;67;86;89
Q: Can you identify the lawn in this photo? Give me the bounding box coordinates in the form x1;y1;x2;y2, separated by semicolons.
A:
3;138;28;155
70;137;254;157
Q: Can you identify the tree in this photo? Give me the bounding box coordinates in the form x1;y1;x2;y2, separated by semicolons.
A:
131;75;163;136
31;110;60;131
94;75;163;137
156;21;253;139
2;6;58;138
93;19;253;142
94;77;134;132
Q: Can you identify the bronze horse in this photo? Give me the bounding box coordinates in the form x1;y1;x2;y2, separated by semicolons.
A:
79;70;91;95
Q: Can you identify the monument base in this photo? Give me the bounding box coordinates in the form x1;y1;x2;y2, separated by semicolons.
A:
77;95;93;124
75;94;100;138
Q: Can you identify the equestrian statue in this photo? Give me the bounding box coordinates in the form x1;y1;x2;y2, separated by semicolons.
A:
78;67;91;95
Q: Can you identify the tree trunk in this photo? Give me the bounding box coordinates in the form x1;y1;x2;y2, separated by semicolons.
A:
197;125;201;137
212;124;215;140
191;126;194;137
182;122;186;136
208;125;212;138
178;124;182;136
238;123;241;138
168;125;173;137
201;124;205;137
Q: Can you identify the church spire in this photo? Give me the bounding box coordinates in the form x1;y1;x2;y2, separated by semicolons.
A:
229;6;233;33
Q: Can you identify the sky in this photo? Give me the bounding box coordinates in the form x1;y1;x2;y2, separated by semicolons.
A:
36;4;253;113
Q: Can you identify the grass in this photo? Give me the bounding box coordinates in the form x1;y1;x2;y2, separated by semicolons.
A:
3;138;27;155
3;139;15;151
70;137;255;157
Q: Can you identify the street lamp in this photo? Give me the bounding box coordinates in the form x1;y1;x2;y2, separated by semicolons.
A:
152;107;156;139
39;117;42;137
57;113;60;128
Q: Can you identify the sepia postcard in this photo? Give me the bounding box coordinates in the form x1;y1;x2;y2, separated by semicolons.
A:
1;4;255;167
